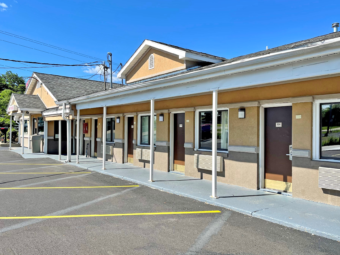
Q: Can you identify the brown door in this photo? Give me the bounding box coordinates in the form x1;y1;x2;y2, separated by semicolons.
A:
265;106;292;192
174;113;185;173
127;117;134;163
94;119;98;157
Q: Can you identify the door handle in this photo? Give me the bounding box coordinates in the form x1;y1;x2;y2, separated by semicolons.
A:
286;145;292;161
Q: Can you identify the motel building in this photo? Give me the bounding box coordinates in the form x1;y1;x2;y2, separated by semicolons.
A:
6;26;340;207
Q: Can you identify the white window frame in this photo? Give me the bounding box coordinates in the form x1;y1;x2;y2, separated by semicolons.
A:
137;113;156;146
149;54;154;70
194;107;229;153
313;98;340;162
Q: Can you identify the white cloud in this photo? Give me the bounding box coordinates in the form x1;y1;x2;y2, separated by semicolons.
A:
0;2;8;11
83;65;122;83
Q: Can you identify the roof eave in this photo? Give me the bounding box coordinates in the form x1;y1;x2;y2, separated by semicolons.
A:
67;37;340;105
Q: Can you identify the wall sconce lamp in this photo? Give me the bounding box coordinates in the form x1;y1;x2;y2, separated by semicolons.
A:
159;113;164;122
238;108;245;119
116;117;120;123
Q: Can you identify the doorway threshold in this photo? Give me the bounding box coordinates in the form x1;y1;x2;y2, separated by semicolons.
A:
261;188;292;197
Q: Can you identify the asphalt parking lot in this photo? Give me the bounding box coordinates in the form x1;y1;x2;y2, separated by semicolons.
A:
0;148;339;255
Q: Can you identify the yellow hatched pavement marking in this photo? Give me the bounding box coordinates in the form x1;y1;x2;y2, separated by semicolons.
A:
0;185;139;190
0;172;91;175
0;211;221;220
0;163;64;165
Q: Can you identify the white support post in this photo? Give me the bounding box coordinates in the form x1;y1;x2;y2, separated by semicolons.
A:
149;99;155;182
21;112;25;154
102;106;107;170
58;120;62;161
211;90;218;199
44;121;48;154
28;114;31;150
72;119;76;154
76;110;80;164
67;119;71;162
9;115;12;150
80;119;84;155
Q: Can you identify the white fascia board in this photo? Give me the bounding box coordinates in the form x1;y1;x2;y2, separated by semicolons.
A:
6;94;16;113
68;37;340;108
118;40;185;79
180;52;222;63
24;74;36;94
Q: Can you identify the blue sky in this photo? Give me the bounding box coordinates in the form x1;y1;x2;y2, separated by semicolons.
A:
0;0;339;83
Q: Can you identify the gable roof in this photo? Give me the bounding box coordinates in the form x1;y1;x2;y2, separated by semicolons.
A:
34;72;124;101
128;31;340;84
12;94;46;110
117;40;226;79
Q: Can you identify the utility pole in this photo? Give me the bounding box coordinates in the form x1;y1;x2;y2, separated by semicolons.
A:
107;52;113;89
102;61;108;90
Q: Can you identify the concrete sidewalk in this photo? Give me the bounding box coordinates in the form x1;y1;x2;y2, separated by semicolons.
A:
9;147;340;242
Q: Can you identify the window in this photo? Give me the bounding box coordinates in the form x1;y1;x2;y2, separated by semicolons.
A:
54;121;59;141
33;118;37;134
38;117;44;135
149;54;154;69
23;120;28;135
320;102;340;160
106;118;115;142
139;115;157;145
198;110;228;151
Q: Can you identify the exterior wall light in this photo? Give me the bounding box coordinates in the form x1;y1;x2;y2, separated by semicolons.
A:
159;113;164;122
238;108;245;119
116;117;120;123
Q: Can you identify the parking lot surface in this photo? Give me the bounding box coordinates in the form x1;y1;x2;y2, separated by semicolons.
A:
0;148;339;255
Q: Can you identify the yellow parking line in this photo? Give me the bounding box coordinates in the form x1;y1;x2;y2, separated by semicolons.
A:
0;210;221;219
0;163;64;165
0;172;91;175
0;185;139;190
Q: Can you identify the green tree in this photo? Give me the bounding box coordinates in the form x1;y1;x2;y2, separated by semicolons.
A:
0;71;26;127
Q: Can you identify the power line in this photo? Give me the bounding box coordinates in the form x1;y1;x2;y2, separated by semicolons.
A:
0;39;85;62
0;58;100;66
0;30;103;61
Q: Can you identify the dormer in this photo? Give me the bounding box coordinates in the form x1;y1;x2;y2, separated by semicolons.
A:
118;40;226;84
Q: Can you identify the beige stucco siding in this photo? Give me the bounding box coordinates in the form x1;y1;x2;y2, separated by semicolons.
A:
33;85;57;108
156;113;169;142
229;107;259;147
48;121;54;137
126;48;185;83
292;102;313;151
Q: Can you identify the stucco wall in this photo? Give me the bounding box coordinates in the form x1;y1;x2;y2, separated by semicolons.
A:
48;121;54;137
32;85;57;108
229;107;259;147
292;102;312;151
126;48;185;83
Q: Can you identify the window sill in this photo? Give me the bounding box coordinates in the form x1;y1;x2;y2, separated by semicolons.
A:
194;148;229;154
313;158;340;163
137;144;156;147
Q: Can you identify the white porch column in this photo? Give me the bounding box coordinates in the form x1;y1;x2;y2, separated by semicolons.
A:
58;120;62;161
80;119;84;155
211;90;218;198
21;112;25;154
28;114;31;150
44;121;48;154
76;110;80;164
149;98;155;182
102;106;107;170
9;115;12;150
67;119;71;162
72;119;76;154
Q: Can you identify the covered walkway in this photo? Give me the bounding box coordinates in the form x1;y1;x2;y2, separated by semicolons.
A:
9;147;340;242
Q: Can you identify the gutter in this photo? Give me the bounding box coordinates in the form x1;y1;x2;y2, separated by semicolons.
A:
63;37;340;105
